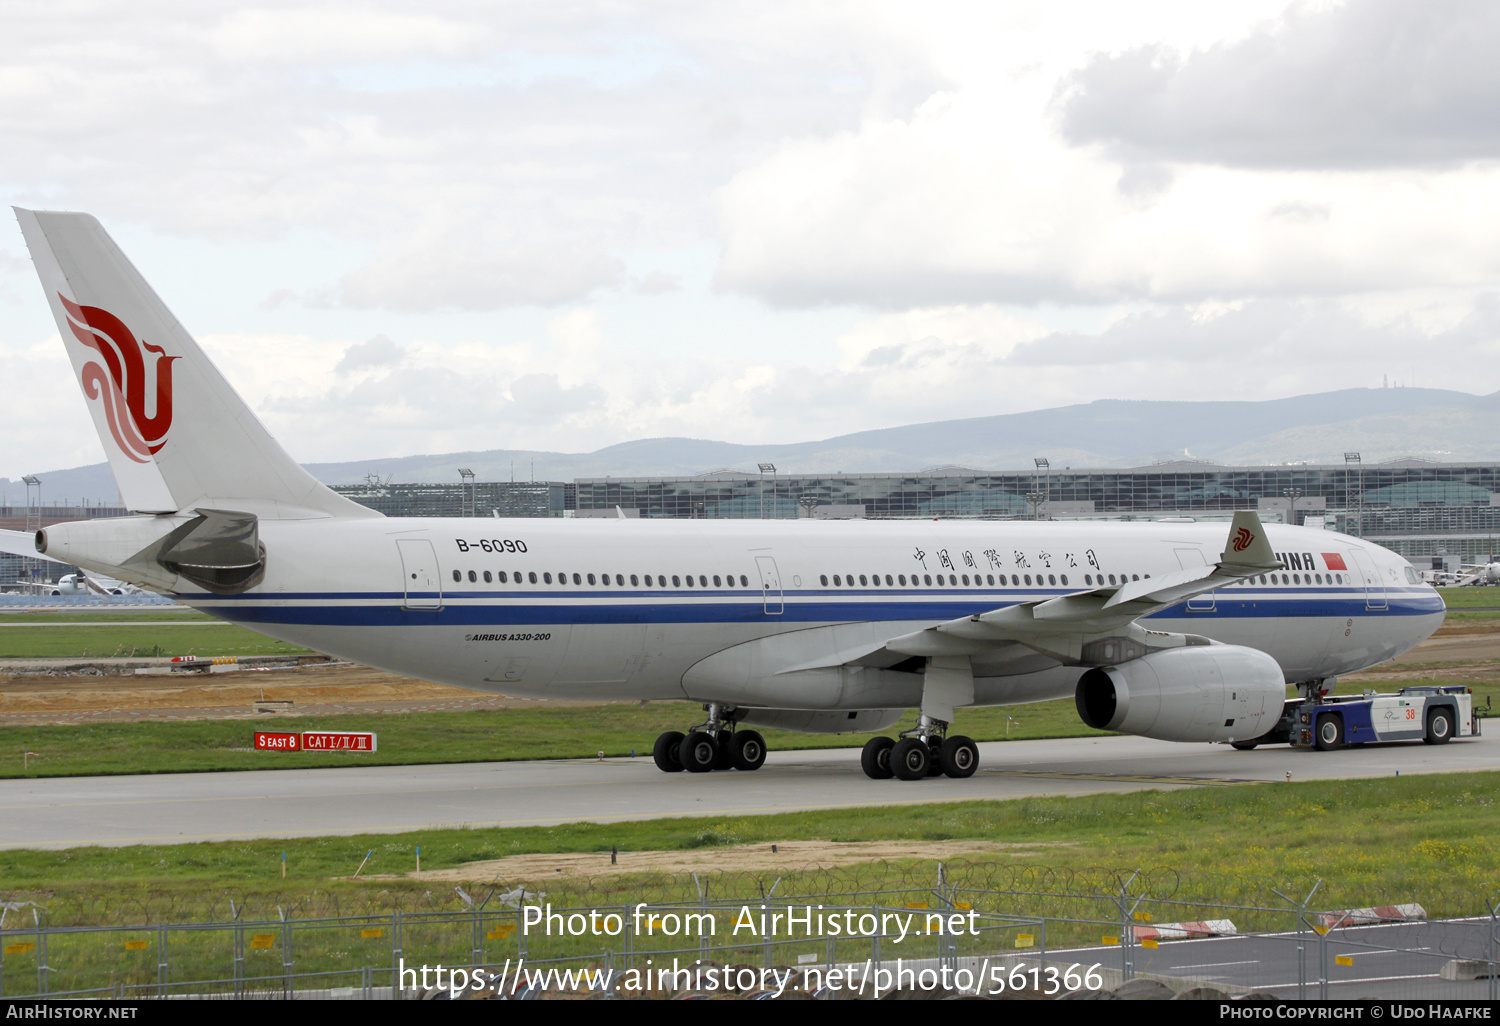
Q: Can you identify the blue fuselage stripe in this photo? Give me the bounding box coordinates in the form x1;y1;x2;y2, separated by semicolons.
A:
196;590;1444;627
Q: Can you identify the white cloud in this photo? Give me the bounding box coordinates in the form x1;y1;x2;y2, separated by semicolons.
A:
7;0;1500;481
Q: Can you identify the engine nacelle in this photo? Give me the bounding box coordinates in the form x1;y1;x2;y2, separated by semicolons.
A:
1074;644;1286;743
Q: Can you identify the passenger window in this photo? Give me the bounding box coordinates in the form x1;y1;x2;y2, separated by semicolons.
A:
587;573;596;585
1107;574;1116;585
483;570;492;583
1048;574;1056;586
740;575;749;587
714;575;722;587
859;575;868;586
466;570;475;583
986;574;994;585
630;574;639;586
924;574;932;585
833;574;842;586
498;571;508;583
820;575;829;586
700;575;708;587
451;570;461;582
685;575;695;587
672;575;681;587
528;572;538;584
1024;574;1032;586
616;574;625;585
543;572;552;584
898;574;907;585
1060;574;1068;586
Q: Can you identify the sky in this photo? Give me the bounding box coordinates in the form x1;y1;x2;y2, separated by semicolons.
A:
4;0;1500;480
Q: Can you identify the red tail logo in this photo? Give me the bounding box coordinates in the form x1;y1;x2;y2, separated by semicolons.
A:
1232;527;1254;553
58;294;177;464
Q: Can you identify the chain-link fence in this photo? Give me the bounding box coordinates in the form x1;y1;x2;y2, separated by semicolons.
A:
3;870;1497;1000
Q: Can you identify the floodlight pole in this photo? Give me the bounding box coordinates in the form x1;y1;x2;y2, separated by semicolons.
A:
758;463;776;519
1344;452;1362;538
1282;486;1303;527
458;469;475;518
1033;458;1050;520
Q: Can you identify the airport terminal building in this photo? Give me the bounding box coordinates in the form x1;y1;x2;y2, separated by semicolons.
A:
567;458;1500;568
10;457;1500;586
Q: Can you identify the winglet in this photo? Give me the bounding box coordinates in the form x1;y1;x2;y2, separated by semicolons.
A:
1220;510;1278;569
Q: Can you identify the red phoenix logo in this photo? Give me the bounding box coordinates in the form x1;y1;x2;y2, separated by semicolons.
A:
1232;527;1254;553
59;294;177;464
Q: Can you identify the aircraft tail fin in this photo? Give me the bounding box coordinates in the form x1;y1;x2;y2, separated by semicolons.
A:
14;208;376;519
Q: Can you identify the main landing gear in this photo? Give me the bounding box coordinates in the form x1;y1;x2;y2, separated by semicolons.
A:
652;703;766;774
860;725;979;781
861;653;980;780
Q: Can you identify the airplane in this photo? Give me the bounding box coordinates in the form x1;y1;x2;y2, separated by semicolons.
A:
0;532;135;594
2;208;1447;780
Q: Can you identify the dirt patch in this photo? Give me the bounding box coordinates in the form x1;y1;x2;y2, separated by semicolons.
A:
360;840;1070;884
0;663;595;724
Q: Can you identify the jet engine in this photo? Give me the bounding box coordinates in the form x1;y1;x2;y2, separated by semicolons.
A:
1074;644;1285;743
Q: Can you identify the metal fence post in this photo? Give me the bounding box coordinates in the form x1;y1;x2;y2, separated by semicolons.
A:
234;921;244;999
37;921;48;996
281;916;292;999
391;910;401;999
1489;899;1498;1003
156;923;167;998
1318;919;1329;1000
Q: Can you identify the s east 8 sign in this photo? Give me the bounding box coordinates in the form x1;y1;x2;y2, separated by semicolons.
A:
254;731;377;752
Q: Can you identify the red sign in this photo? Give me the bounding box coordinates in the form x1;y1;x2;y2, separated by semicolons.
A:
254;731;378;752
300;731;378;753
254;732;299;751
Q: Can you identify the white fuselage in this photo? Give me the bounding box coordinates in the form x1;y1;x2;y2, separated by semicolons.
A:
162;516;1443;712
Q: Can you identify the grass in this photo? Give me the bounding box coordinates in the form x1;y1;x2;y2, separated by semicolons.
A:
4;763;1498;994
3;666;1492;781
0;624;311;659
0;700;1110;779
0;610;218;623
3;772;1497;921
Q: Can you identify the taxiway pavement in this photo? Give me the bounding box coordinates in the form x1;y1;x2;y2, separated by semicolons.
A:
1;731;1495;849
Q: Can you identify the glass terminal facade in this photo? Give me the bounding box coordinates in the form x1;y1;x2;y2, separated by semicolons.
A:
575;459;1500;564
328;481;574;519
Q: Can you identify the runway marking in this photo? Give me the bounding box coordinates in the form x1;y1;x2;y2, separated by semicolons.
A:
1169;960;1259;969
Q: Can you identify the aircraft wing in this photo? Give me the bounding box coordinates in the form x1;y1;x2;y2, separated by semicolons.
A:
866;510;1281;666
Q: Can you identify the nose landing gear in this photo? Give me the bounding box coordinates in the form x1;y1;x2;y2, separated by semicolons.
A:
651;703;766;773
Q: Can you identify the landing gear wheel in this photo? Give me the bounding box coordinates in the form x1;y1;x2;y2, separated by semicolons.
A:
1229;741;1258;751
891;738;930;781
860;736;896;779
926;740;945;776
1424;708;1454;745
679;731;718;773
730;730;767;771
714;734;735;770
653;731;685;772
939;735;979;778
1314;715;1344;751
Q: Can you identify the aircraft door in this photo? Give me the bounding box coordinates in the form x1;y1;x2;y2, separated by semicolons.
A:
755;555;784;615
1347;549;1387;611
397;538;442;610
